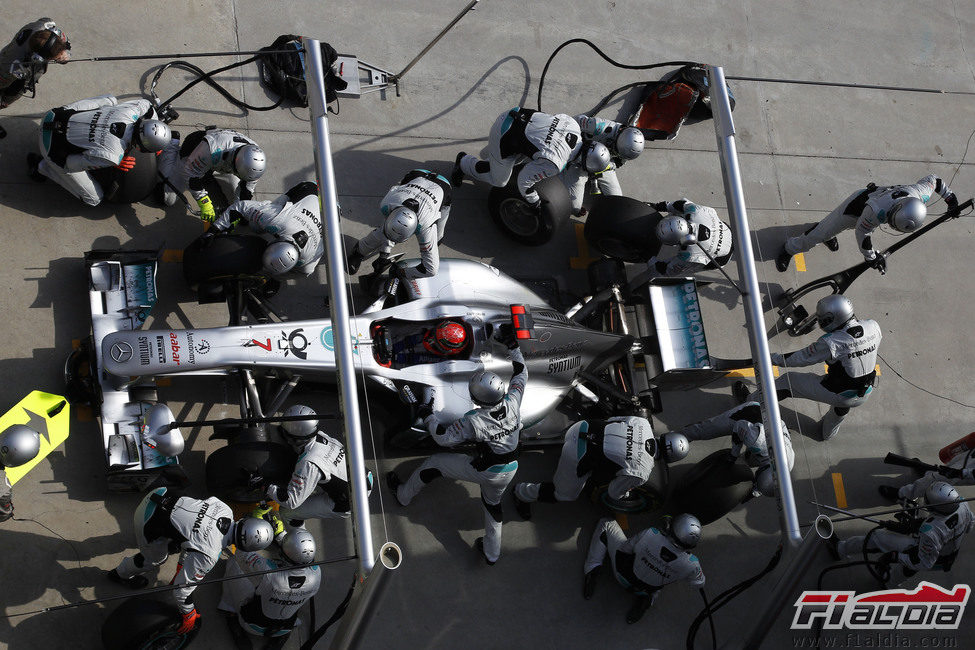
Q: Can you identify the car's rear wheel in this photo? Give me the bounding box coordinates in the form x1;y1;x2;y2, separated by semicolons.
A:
205;441;297;503
101;596;197;650
584;195;663;262
91;149;159;204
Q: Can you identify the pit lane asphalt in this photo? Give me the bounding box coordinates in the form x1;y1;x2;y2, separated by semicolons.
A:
1;1;974;648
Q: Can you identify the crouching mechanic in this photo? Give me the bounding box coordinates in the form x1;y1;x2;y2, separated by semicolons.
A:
735;294;880;441
387;327;527;565
28;94;171;206
207;181;324;277
219;529;321;648
831;482;973;577
584;513;705;624
0;425;41;522
562;114;645;215
346;168;452;281
676;402;795;497
451;107;583;206
263;405;373;528
648;199;734;276
776;174;958;272
158;127;266;221
512;415;688;520
108;487;274;635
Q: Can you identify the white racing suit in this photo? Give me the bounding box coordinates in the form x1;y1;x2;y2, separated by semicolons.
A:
214;182;324;276
115;488;235;613
0;468;11;521
898;447;975;501
265;432;352;523
561;114;631;212
0;18;60;107
751;317;881;440
837;503;973;572
784;175;955;258
585;520;705;599
219;551;321;638
394;347;527;563
459;108;582;204
651;200;734;275
37;95;156;206
514;416;655;505
159;128;260;206
355;169;452;278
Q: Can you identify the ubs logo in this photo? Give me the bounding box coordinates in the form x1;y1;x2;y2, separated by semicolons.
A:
110;342;133;363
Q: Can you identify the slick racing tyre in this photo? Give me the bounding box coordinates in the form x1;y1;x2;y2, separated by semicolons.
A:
489;173;571;246
205;441;297;503
671;449;754;524
101;596;198;650
91;149;159;204
182;233;267;290
583;195;662;262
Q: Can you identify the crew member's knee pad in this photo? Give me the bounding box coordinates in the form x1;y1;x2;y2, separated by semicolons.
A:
419;468;442;484
538;482;558;503
133;552;146;568
474;161;491;174
776;388;792;401
481;495;503;523
833;406;850;417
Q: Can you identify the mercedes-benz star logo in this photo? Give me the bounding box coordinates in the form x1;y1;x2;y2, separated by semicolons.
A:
110;341;133;363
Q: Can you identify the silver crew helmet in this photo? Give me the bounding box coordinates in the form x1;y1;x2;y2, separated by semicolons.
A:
469;370;506;407
656;215;692;246
233;144;267;182
583;142;612;173
615;127;645;160
281;405;318;443
925;481;961;515
660;432;690;463
887;197;926;233
815;295;855;332
136;119;172;153
281;529;317;564
234;517;274;552
383;206;418;244
671;513;703;549
263;240;300;275
0;425;40;468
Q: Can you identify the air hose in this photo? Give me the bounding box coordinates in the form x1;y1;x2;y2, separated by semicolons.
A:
148;55;284;118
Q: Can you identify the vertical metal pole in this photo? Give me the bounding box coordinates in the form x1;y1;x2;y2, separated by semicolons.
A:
707;65;801;546
304;39;375;575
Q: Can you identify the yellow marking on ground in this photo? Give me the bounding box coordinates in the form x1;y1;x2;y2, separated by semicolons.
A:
156;378;172;387
795;253;807;272
614;512;629;530
76;406;93;422
569;223;599;270
71;338;80;350
875;364;881;376
725;366;780;378
831;472;848;509
161;249;184;263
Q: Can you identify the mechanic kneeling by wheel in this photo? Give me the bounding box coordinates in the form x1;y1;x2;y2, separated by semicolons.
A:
108;487;274;636
204;181;325;277
648;199;734;276
219;529;321;649
512;415;688;520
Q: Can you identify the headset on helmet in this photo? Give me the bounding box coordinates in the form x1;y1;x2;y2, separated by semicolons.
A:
280;405;318;444
383;206;418;244
656;216;692;246
887;196;926;233
671;513;702;549
925;481;961;515
281;529;317;564
235;517;274;552
815;295;855;332
135;119;171;153
424;320;467;356
263;240;300;275
615;127;645;160
583;142;612;174
36;26;70;60
660;432;690;463
469;370;506;406
0;425;40;468
233;145;267;182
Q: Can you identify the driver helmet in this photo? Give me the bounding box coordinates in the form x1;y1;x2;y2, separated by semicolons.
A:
469;370;506;407
659;432;690;463
656;215;692;246
280;405;318;449
281;529;316;564
887;197;926;233
263;240;300;275
583;142;612;174
234;517;274;552
615;127;645;160
135;119;171;153
925;481;961;515
383;206;418;244
423;320;468;356
0;425;40;468
233;145;267;182
670;513;702;549
815;295;854;332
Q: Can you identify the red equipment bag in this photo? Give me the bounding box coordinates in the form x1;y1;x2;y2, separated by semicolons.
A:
631;81;699;141
939;431;975;464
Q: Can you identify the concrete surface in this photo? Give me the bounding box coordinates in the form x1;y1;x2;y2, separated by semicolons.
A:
1;1;974;648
